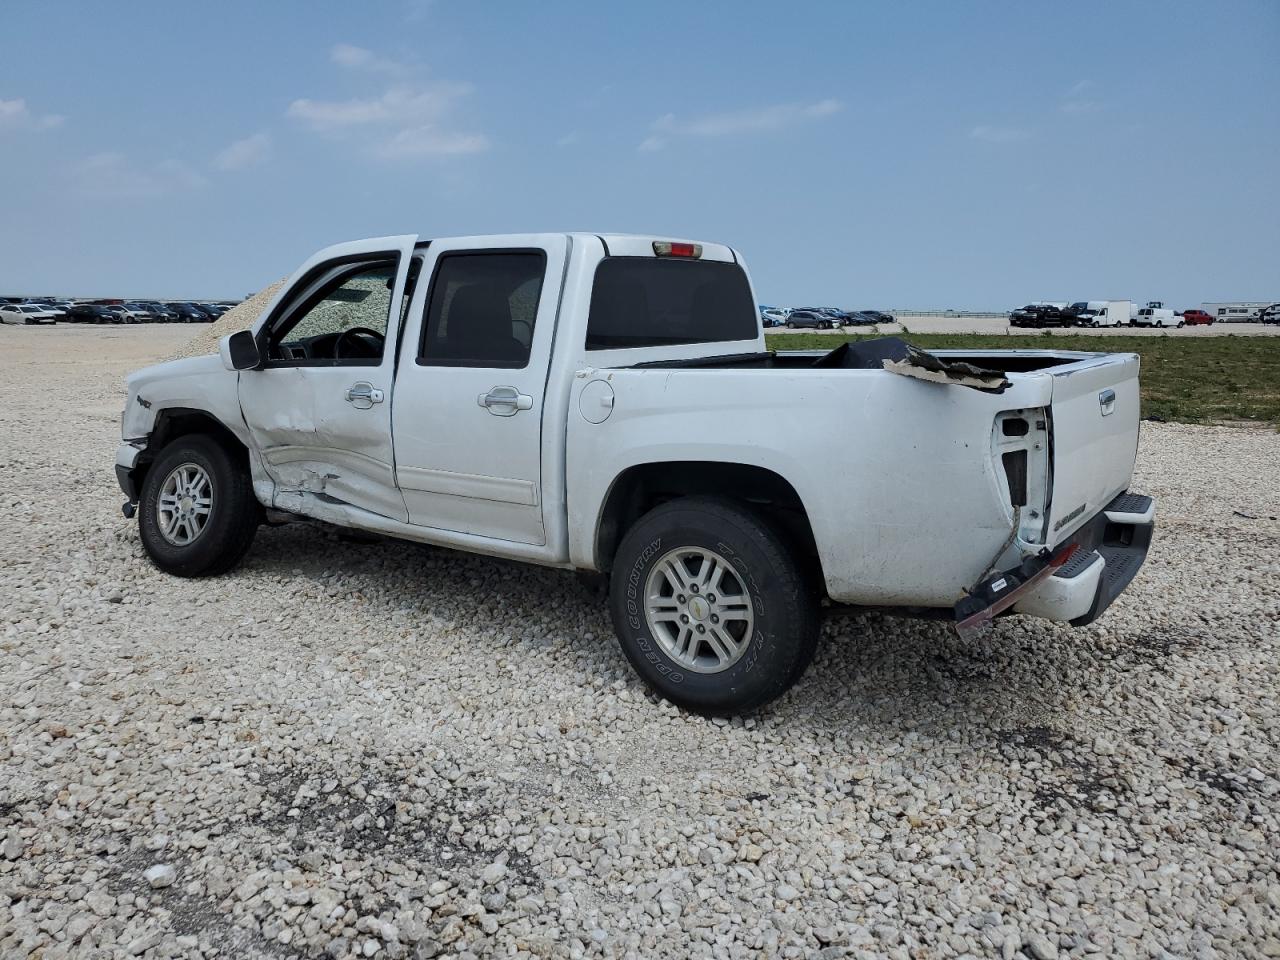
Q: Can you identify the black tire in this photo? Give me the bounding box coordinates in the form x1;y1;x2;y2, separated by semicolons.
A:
138;433;261;577
608;496;820;715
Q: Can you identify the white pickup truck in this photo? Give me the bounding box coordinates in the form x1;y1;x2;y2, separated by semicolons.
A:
116;233;1155;713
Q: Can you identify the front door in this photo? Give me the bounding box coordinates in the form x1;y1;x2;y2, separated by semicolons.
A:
238;236;417;521
391;235;567;544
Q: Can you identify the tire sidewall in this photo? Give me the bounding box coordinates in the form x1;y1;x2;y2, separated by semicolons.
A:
610;503;811;713
138;435;246;576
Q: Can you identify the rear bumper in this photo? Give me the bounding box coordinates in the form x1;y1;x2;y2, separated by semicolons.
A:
955;491;1154;637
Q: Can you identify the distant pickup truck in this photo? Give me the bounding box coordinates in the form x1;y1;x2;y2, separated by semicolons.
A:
1009;303;1073;328
116;233;1155;713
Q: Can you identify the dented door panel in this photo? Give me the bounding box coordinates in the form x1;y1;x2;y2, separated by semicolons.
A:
238;235;417;523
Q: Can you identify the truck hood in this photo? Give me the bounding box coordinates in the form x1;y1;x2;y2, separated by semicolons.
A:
126;353;225;392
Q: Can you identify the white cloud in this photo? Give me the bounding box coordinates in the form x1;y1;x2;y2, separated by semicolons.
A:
1061;80;1101;114
213;132;272;171
1061;99;1100;115
969;124;1030;143
287;58;487;162
330;43;410;76
0;97;64;132
639;99;842;151
71;153;207;199
288;83;471;132
0;98;28;125
373;125;488;159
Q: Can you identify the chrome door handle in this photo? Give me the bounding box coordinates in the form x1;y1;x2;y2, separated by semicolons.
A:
477;385;533;416
1099;388;1115;417
345;382;384;409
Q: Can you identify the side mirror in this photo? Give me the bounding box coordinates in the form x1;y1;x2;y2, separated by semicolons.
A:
220;330;261;371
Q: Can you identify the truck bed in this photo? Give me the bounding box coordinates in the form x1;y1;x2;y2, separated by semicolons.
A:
568;343;1141;607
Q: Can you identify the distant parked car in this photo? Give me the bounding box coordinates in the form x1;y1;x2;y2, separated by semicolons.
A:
105;305;143;324
1181;309;1213;326
856;310;896;324
818;308;850;328
795;307;846;329
842;311;880;326
1;303;58;325
1009;304;1071;328
139;302;180;322
65;303;117;324
167;302;212;323
1258;303;1279;325
122;302;162;323
201;303;229;319
760;307;789;327
785;310;834;329
27;301;69;320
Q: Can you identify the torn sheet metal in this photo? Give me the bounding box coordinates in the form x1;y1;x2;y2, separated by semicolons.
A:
812;337;1011;393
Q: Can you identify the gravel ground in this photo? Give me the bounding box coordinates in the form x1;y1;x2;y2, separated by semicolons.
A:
2;325;1278;960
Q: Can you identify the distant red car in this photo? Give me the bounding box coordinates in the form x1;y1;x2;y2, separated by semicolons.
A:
1181;309;1213;325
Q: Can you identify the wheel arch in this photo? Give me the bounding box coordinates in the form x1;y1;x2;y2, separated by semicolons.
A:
133;407;250;491
593;460;821;581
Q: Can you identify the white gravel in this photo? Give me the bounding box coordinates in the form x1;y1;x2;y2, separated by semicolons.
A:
1;325;1278;959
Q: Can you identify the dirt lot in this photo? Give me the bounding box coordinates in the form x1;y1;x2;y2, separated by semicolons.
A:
2;325;1278;960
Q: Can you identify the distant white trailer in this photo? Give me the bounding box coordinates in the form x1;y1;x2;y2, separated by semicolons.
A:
1202;302;1269;323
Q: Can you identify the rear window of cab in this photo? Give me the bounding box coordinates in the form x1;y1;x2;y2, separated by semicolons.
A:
585;257;758;350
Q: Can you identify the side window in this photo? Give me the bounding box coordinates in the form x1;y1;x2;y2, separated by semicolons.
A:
266;259;398;365
418;251;545;368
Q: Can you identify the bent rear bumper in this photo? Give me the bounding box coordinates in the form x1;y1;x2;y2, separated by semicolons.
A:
955;492;1154;637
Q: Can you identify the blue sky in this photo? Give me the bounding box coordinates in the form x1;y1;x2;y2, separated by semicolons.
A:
2;1;1277;308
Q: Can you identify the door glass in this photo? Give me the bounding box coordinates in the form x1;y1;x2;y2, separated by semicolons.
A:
267;260;397;365
418;252;546;368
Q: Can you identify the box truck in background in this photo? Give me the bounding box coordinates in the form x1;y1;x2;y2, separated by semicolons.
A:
1067;300;1131;327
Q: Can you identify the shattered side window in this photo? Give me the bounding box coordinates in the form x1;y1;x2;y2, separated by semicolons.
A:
287;266;395;341
266;258;398;364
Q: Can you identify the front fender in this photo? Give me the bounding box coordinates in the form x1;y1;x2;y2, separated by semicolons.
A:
121;355;248;445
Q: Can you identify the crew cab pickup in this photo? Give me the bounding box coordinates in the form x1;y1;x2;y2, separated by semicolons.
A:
116;233;1155;713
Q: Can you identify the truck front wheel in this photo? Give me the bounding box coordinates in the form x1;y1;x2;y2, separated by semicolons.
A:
138;434;261;577
608;496;820;715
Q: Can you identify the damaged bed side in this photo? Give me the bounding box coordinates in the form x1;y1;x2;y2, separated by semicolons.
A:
610;337;1149;634
808;336;1011;392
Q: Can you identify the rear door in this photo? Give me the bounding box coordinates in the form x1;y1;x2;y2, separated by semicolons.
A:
1045;354;1141;543
391;235;567;545
238;236;417;521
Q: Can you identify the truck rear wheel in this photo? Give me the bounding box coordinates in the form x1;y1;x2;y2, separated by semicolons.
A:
608;496;820;715
138;434;261;578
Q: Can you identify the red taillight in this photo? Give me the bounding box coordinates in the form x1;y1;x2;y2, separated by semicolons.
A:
652;240;702;258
